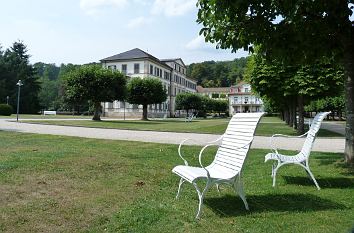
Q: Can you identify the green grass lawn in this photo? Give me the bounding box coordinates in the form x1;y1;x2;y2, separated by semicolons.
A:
0;114;92;119
21;116;343;137
0;131;353;232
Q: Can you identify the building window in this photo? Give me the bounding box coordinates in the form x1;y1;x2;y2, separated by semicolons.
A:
245;88;249;93
134;63;140;74
174;64;177;70
160;69;162;78
245;97;249;103
108;65;116;70
122;64;127;75
150;65;153;75
234;97;238;103
211;93;219;98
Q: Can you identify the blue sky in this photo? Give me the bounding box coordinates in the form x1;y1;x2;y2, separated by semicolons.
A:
0;0;249;65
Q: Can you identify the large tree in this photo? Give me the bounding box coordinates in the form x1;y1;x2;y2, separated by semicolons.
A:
197;0;354;163
0;41;40;113
64;65;126;121
175;92;203;115
126;77;167;120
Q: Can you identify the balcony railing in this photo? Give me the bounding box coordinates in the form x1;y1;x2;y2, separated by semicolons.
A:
231;101;262;105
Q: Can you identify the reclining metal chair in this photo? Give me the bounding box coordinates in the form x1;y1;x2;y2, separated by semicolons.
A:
265;112;330;190
172;112;264;218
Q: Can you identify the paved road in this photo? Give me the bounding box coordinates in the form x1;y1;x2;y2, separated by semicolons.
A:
321;121;346;136
0;119;345;153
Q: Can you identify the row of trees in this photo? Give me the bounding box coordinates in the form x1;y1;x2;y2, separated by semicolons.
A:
175;92;228;117
197;0;354;164
248;54;344;134
64;65;167;121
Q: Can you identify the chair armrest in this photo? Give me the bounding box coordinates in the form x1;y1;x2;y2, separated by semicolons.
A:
270;132;308;153
178;136;224;166
178;139;192;166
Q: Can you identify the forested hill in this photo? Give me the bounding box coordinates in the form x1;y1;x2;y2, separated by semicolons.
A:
186;57;249;87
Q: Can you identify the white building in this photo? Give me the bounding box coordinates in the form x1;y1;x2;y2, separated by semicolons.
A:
196;86;230;100
229;82;264;114
100;48;197;118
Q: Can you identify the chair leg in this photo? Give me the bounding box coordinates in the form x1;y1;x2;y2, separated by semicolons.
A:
193;180;211;219
176;178;186;199
216;184;221;196
304;166;321;190
234;176;249;210
272;163;280;187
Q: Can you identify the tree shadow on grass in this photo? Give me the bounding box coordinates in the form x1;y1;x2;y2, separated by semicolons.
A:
204;193;346;217
283;176;354;189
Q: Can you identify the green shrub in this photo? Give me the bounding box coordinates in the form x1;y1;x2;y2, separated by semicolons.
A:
0;104;13;116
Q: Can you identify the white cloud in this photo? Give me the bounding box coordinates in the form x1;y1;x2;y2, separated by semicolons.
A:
185;35;214;51
126;16;152;29
80;0;128;15
151;0;197;17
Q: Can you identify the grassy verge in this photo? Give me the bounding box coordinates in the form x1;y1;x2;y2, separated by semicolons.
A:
0;131;353;232
21;117;343;137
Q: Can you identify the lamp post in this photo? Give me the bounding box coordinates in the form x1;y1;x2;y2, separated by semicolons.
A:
123;101;126;120
6;96;9;105
16;80;23;122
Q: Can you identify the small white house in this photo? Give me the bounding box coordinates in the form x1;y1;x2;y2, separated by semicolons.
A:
229;82;264;114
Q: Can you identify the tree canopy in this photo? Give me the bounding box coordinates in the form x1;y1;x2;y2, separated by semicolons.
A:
126;77;167;120
64;65;126;120
175;92;203;114
187;57;248;87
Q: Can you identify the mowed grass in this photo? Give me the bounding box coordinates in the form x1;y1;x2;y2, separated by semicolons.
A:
22;116;343;137
0;114;92;119
0;131;353;232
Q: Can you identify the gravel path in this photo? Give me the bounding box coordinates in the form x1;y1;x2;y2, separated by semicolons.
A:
0;119;345;153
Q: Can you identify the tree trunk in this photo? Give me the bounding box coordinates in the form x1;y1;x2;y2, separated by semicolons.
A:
92;102;101;121
284;108;290;125
142;104;148;120
292;98;297;130
297;95;305;135
343;36;354;164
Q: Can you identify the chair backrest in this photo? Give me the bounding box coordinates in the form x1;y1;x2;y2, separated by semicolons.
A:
299;112;331;158
212;112;265;174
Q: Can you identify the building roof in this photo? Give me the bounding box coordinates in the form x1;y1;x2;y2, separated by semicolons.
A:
100;48;172;70
233;81;249;87
161;58;186;67
197;86;230;93
101;48;158;61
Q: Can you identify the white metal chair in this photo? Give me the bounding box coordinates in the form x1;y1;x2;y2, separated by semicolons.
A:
265;112;331;190
172;112;265;219
185;113;195;122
